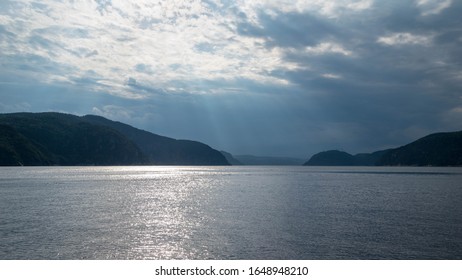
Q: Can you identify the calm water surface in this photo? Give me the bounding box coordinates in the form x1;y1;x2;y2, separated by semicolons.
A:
0;166;461;259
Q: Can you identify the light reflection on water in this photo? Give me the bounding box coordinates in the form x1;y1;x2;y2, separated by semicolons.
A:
95;166;219;259
0;166;462;259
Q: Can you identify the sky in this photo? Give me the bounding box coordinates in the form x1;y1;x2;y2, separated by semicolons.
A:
1;0;462;158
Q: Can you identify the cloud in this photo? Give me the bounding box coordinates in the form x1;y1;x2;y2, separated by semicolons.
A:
237;11;339;48
95;0;112;15
0;25;15;40
304;42;353;56
92;105;133;121
1;0;462;157
84;49;99;58
0;0;396;100
377;32;433;46
416;0;452;16
134;63;155;74
237;0;373;20
321;73;342;79
1;0;307;97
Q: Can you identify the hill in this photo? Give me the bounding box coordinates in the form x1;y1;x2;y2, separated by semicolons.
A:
304;131;462;166
378;131;462;166
234;155;305;165
220;151;243;165
82;115;229;165
304;150;389;166
0;124;51;166
0;112;229;166
0;113;146;165
304;150;356;166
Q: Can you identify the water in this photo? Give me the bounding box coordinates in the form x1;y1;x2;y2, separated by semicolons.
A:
0;166;461;260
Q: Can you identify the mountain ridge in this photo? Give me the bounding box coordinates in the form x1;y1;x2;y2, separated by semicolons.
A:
304;130;462;166
0;112;229;166
377;131;462;166
82;114;229;165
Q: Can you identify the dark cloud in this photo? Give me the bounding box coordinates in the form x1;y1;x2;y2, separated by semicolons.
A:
124;78;167;96
1;53;75;78
70;70;104;86
379;1;462;33
32;26;91;39
84;49;99;58
238;11;340;48
229;0;462;155
28;34;61;53
134;63;155;74
95;0;113;15
0;25;15;40
30;2;53;15
194;42;217;53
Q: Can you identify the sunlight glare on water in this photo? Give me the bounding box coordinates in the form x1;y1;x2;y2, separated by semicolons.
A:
99;166;220;259
0;166;461;259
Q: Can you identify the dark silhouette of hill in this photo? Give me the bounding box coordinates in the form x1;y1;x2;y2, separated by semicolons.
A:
0;112;146;165
304;150;389;166
0;124;51;166
0;112;229;166
220;151;243;165
82;115;229;165
378;131;462;166
353;150;390;166
304;150;356;166
304;131;462;166
235;155;305;165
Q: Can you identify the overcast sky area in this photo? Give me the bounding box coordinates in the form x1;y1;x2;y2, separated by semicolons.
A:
1;0;462;158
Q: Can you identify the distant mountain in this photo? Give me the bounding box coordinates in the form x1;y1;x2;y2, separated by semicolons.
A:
304;150;356;166
0;112;229;166
304;130;462;166
219;151;304;166
234;155;305;166
220;151;243;165
378;131;462;166
304;150;389;166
